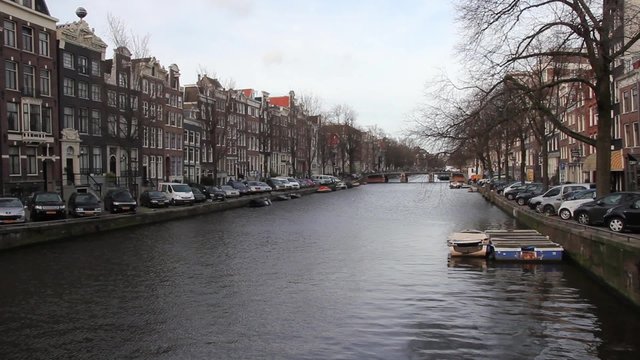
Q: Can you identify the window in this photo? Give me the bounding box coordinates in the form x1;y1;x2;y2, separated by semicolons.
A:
634;88;639;112
9;147;20;175
79;146;89;174
4;21;16;47
22;103;44;132
79;108;89;134
157;106;163;123
22;65;34;96
63;77;75;96
39;69;50;96
21;26;33;52
634;122;640;147
5;61;17;90
91;84;101;101
118;73;128;88
92;147;103;174
91;110;101;135
26;148;37;175
91;60;100;76
118;115;126;137
118;93;126;111
108;115;117;135
42;107;51;133
624;90;631;113
78;56;88;75
130;96;138;111
38;31;49;56
143;127;149;147
142;79;149;94
63;52;74;69
7;102;19;131
78;81;89;99
108;90;117;107
143;101;149;117
63;107;74;129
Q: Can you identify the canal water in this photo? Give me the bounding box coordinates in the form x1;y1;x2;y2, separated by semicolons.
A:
0;183;639;359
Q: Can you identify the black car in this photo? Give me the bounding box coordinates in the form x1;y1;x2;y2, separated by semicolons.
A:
573;192;640;225
514;184;545;206
27;192;66;221
503;183;530;200
104;189;137;214
191;187;207;203
139;190;170;208
68;192;102;217
206;186;226;201
189;183;211;199
602;198;640;232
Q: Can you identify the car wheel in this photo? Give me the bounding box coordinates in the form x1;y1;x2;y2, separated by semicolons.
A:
507;194;514;200
536;204;543;213
517;198;526;206
577;212;590;225
607;217;625;232
543;205;555;216
170;199;175;206
559;209;572;220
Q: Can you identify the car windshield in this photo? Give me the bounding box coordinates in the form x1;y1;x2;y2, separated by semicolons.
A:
192;188;202;194
0;198;22;207
172;184;191;192
76;194;99;204
148;191;164;197
35;193;62;202
112;191;134;201
221;185;235;190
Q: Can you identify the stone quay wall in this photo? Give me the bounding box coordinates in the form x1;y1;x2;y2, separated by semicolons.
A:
0;189;316;252
481;188;640;307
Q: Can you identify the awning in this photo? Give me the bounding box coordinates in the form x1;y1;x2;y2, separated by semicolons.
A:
582;150;624;172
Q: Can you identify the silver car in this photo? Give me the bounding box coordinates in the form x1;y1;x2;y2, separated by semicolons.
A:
0;197;27;224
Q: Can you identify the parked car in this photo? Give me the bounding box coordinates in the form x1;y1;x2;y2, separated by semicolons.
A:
257;181;272;192
514;184;545;206
68;192;102;218
286;177;301;189
139;190;170;208
26;192;66;221
227;180;250;195
0;197;26;224
557;189;597;220
573;192;640;225
503;183;529;200
206;186;227;201
267;178;289;191
191;187;207;203
220;185;240;198
246;181;267;194
158;182;195;205
536;183;595;215
104;189;137;214
189;183;212;199
602;198;640;232
528;183;593;211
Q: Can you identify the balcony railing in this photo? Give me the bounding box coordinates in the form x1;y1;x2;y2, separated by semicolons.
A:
22;131;54;143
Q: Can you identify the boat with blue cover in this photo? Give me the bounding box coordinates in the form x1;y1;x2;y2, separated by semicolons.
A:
485;229;563;261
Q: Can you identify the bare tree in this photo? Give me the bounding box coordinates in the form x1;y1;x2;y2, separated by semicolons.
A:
457;0;640;195
106;13;150;58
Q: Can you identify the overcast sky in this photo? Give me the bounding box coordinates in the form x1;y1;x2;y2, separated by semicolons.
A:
50;0;461;137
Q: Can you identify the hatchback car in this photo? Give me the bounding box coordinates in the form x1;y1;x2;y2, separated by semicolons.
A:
27;192;66;221
139;190;170;208
0;197;26;224
573;192;640;225
227;181;250;195
68;192;102;218
104;189;137;214
220;185;240;198
557;189;597;220
206;186;227;201
191;187;207;203
602;198;640;232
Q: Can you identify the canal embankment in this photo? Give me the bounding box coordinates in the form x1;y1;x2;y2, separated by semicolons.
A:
480;187;640;307
0;188;316;252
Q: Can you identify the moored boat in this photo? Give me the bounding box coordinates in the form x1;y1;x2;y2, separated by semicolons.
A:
317;185;332;193
447;230;490;257
485;230;564;261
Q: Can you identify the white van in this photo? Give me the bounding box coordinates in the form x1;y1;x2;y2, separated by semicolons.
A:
158;182;195;205
311;175;334;185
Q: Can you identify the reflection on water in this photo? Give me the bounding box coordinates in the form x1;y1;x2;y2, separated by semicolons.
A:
0;183;638;359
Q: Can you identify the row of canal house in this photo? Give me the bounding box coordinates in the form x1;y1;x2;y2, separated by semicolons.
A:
503;0;640;192
0;1;384;202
